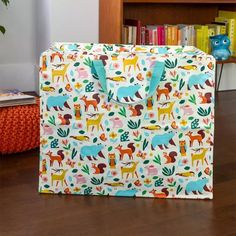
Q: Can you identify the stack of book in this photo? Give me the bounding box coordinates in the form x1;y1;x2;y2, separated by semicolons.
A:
123;10;236;57
0;89;36;108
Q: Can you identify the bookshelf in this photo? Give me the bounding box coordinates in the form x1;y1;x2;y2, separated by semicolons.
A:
99;0;236;44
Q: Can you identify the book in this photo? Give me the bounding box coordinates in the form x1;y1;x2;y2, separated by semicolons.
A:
0;89;36;108
218;11;236;57
124;19;141;45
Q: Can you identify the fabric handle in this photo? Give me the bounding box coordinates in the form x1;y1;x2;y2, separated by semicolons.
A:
92;60;165;105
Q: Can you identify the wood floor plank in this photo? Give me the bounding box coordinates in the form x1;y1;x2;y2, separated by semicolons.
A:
0;91;236;236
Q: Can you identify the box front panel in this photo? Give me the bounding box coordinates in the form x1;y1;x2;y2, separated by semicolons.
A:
39;44;214;199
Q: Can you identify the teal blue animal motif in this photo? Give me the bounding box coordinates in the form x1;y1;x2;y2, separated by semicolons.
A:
151;131;175;150
80;144;105;160
188;73;212;90
115;189;138;197
47;95;70;111
185;178;209;195
210;34;231;61
117;84;142;102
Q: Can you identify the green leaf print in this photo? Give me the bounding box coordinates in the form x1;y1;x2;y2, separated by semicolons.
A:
81;165;90;175
118;107;127;117
127;119;141;129
71;148;77;159
91;177;104;185
120;132;129;142
83;57;92;67
179;78;185;91
153;155;161;165
48;115;56;126
197;107;211;116
115;71;122;75
188;95;196;105
57;128;70;137
165;58;177;69
143;139;149;151
154;177;164;187
162;166;175;176
74;62;80;67
108;90;114;102
176;185;183;195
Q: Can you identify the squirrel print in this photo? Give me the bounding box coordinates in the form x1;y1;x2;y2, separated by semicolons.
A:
163;151;177;164
58;114;72;125
92;163;107;174
198;92;212;104
128;104;144;116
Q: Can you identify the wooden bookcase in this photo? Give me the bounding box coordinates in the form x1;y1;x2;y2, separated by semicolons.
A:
99;0;236;44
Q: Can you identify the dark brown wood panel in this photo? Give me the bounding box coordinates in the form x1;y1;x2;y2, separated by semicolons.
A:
124;3;221;25
0;91;236;236
124;0;236;3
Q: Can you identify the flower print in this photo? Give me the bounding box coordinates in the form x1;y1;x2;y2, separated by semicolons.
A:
96;186;102;192
180;119;188;127
40;138;47;146
42;176;48;182
109;132;117;139
149;112;155;119
133;130;140;137
144;178;152;185
167;177;174;184
42;73;48;80
182;159;188;165
74;187;81;192
146;71;152;78
111;171;117;176
113;63;119;69
77;123;83;129
62;139;68;146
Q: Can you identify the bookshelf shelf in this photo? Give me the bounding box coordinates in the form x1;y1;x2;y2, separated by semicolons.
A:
99;0;236;44
124;0;236;3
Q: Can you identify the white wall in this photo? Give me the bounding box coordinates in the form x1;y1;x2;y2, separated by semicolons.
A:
49;0;99;43
0;0;235;91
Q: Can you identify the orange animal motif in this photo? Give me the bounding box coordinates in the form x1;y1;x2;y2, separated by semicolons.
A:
74;104;81;120
123;55;140;72
121;162;139;179
186;130;205;147
115;143;135;161
179;140;187;156
198;92;212;104
51;169;68;186
52;64;70;83
149;188;169;198
157;82;172;100
191;148;208;166
80;93;100;111
46;150;64;167
50;51;64;62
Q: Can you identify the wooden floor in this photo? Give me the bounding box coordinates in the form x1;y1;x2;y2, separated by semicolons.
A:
0;91;236;236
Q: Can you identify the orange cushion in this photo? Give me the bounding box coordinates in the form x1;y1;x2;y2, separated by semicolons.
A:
0;99;40;154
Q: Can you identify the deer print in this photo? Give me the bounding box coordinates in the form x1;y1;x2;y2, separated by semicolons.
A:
51;169;68;186
52;64;70;83
191;148;208;167
121;162;139;179
158;102;175;121
86;113;104;131
123;55;140;72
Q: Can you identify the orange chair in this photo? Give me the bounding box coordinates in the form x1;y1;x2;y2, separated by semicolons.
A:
0;99;40;154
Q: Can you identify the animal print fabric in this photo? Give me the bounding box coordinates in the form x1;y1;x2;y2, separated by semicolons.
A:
39;43;215;199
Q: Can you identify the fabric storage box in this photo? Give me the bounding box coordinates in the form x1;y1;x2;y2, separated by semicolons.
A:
39;43;215;199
